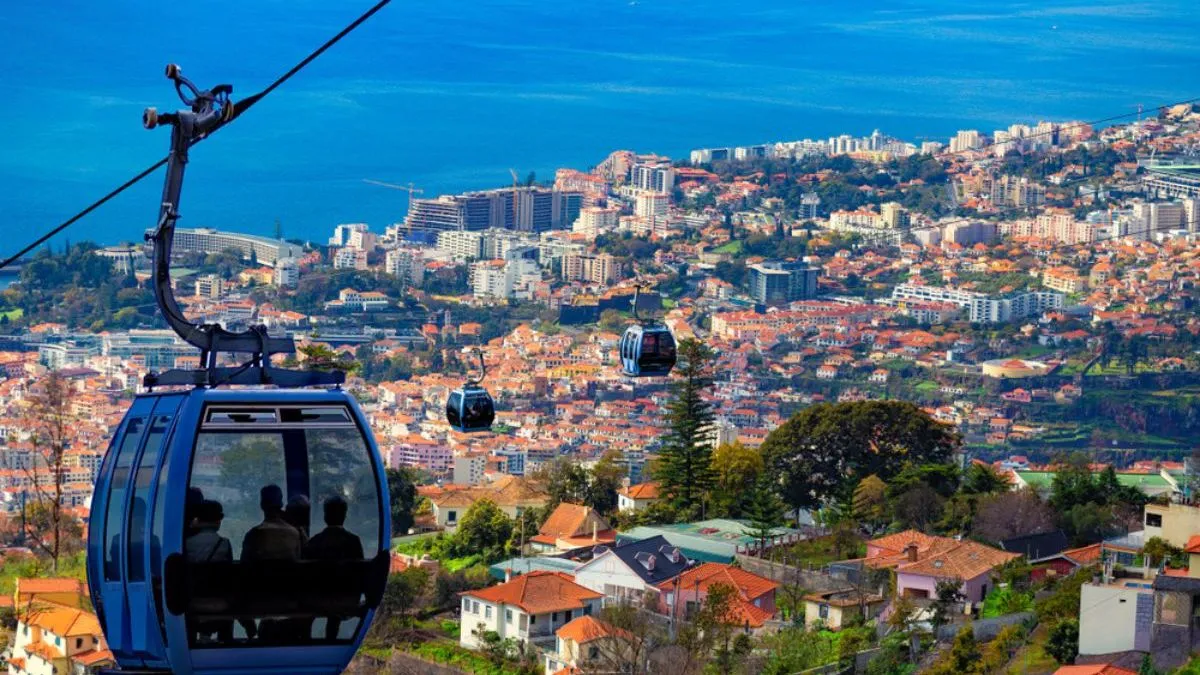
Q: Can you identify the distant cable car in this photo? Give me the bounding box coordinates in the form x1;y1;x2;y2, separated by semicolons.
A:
86;65;390;675
618;286;677;377
446;349;495;433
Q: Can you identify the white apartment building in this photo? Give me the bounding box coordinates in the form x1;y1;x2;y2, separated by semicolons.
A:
572;206;620;238
949;129;984;153
274;259;299;288
634;192;670;223
332;247;368;270
438;230;486;261
384;248;425;287
329;223;369;247
453;455;486;486
892;283;1063;323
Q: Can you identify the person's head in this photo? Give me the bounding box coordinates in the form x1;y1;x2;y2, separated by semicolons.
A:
323;496;349;528
260;484;285;515
285;494;311;530
196;500;224;529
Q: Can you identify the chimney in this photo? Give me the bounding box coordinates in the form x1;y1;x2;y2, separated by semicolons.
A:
505;568;513;583
904;543;918;562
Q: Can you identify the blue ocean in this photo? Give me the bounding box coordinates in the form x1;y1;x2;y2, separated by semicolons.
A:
1;0;1198;250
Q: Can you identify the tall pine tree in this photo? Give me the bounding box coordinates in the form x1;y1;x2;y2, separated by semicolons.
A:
745;476;786;555
656;338;716;518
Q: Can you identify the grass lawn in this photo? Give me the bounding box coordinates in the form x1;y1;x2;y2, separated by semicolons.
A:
714;240;744;254
0;308;22;321
913;380;940;393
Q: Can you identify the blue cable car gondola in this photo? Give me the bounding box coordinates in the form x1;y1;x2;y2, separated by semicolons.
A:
618;286;677;377
446;350;495;433
86;66;391;675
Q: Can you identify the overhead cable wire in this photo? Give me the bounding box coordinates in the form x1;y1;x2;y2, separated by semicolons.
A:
0;0;391;271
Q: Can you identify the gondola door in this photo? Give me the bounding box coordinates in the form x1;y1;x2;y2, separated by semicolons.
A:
126;395;183;668
89;395;154;669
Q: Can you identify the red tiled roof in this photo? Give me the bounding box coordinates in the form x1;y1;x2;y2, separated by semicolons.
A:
656;563;777;600
463;571;601;615
556;615;633;644
1053;665;1136;675
620;482;660;499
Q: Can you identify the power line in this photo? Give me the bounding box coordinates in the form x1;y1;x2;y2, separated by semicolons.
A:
0;0;391;271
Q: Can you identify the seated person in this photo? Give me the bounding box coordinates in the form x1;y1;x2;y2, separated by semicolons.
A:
242;485;302;562
306;496;364;561
305;496;365;640
185;499;233;644
240;485;303;642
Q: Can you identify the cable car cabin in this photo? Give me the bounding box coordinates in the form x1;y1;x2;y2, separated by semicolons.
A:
446;386;495;433
619;324;677;377
87;388;390;675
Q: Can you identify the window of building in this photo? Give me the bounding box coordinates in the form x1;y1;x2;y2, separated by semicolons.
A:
485;606;492;619
463;598;471;613
819;604;830;619
1146;513;1163;527
448;510;458;524
76;638;83;649
588;646;600;660
583;604;592;616
551;612;557;622
506;609;513;624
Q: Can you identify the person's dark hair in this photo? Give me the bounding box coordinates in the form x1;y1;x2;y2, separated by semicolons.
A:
197;499;224;524
260;484;285;513
323;496;349;527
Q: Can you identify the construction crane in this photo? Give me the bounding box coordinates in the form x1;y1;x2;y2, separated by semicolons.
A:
363;178;424;212
509;168;520;229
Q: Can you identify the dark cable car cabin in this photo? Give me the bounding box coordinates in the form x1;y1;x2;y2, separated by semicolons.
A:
618;286;677;377
446;350;495;433
87;389;390;675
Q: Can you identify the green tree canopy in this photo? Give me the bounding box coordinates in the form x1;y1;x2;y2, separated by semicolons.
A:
760;401;959;513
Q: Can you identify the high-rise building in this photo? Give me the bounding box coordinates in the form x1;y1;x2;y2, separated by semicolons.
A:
634;192;670;223
630;162;675;194
453;455;486;486
1132;201;1185;233
329;223;369;247
880;202;910;229
949;130;984;153
573;206;620;237
385;248;425;287
437;231;486;261
562;252;620;286
194;274;223;299
892;284;1063;323
748;262;819;306
799;193;820;220
274;258;299;288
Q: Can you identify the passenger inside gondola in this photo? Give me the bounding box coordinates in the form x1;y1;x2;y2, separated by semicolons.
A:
185;499;233;644
242;485;302;562
305;496;365;640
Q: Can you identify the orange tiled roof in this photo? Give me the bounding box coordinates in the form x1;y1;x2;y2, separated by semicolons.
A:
898;539;1019;580
463;571;601;615
556;615;633;644
656;563;777;600
21;604;102;637
868;530;939;555
537;503;611;541
71;649;114;666
24;640;62;661
1186;535;1200;554
1062;543;1102;564
620;482;660;500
